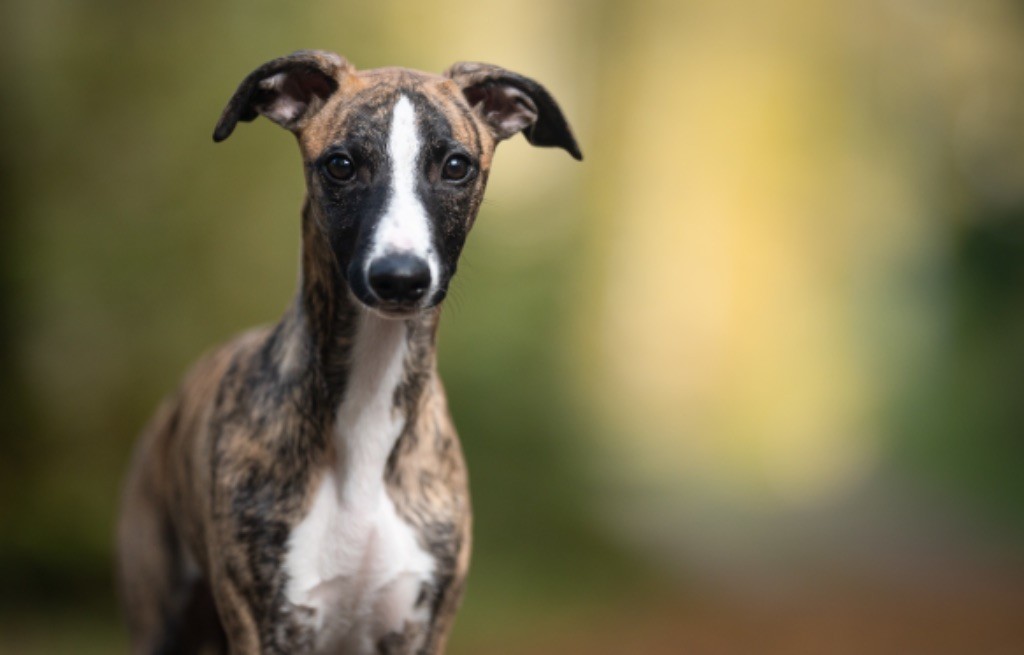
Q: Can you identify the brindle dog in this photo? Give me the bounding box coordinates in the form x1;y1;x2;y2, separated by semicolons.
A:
115;50;581;655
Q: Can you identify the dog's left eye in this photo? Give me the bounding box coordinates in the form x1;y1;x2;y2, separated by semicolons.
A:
442;155;471;181
324;154;356;182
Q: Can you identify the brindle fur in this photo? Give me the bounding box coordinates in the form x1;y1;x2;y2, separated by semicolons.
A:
116;50;580;655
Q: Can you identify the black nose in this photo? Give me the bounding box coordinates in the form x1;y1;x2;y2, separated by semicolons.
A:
368;254;431;304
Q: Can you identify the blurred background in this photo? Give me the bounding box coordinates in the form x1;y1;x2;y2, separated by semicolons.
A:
2;0;1024;652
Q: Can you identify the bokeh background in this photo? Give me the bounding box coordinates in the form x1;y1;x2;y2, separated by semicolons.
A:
3;0;1024;652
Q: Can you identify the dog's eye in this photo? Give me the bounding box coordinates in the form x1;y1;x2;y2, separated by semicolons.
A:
442;155;471;181
324;154;355;182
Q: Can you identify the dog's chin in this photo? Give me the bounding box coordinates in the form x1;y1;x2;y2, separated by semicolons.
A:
364;303;424;320
350;290;445;320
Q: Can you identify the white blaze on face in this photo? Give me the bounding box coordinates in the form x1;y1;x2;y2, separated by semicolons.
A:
368;95;439;295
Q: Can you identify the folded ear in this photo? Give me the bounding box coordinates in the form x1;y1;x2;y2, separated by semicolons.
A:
213;50;353;142
444;62;582;160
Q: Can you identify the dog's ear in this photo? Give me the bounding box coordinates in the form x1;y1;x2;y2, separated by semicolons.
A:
444;63;582;160
213;50;353;142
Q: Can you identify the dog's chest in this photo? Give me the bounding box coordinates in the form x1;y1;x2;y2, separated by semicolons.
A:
283;472;434;654
281;315;434;654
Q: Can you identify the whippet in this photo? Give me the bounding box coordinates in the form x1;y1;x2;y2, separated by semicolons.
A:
115;50;581;654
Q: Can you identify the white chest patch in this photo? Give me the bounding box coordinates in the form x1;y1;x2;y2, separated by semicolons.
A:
283;312;434;654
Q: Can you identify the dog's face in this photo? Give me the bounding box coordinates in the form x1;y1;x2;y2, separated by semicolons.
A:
214;51;581;317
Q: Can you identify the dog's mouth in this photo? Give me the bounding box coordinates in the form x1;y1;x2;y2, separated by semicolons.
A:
363;300;427;320
353;293;446;320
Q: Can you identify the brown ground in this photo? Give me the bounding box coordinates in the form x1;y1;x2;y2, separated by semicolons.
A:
455;573;1024;655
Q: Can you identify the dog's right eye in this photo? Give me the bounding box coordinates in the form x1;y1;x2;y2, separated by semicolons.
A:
324;154;356;182
442;154;472;182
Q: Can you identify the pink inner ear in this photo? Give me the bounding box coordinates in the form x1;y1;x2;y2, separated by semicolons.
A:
465;83;539;140
258;68;337;127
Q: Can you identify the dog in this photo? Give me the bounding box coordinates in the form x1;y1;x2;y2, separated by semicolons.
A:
115;50;581;655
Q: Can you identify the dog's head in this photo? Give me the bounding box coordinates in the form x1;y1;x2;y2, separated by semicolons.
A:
213;50;581;318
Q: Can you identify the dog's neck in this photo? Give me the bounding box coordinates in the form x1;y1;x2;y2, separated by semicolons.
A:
272;201;439;428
